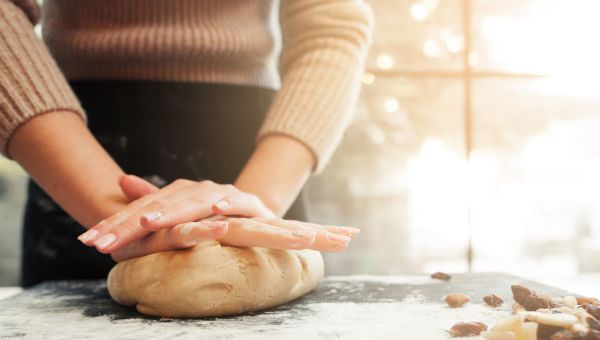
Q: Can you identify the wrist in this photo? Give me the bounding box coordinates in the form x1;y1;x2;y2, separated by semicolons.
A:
235;134;313;217
10;110;127;227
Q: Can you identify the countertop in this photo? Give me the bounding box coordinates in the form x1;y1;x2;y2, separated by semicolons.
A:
0;273;583;339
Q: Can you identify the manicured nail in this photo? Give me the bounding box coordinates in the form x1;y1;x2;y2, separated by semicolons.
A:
207;221;228;229
291;230;314;239
179;223;197;236
326;233;351;243
95;233;117;249
78;229;98;243
142;211;163;223
337;226;360;236
345;227;360;235
214;200;229;211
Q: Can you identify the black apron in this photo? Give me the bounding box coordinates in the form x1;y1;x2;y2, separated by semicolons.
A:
21;81;306;287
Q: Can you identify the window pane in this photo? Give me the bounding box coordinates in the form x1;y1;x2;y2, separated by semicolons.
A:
306;77;467;274
471;0;600;76
471;78;600;277
366;0;464;72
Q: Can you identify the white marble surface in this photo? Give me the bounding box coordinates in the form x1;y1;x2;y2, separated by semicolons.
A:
0;273;593;340
0;287;22;300
1;273;597;301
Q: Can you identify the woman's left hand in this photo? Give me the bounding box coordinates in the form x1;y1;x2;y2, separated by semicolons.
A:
78;175;276;254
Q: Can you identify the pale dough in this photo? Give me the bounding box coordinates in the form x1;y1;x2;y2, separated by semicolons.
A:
107;241;324;318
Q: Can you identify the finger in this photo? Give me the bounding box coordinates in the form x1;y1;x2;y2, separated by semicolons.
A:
139;182;236;230
78;179;194;246
218;218;317;250
255;218;360;238
257;218;352;252
119;174;159;201
110;221;228;262
212;192;276;218
93;181;230;252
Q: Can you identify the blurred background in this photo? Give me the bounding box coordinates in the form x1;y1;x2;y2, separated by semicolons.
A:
1;0;600;287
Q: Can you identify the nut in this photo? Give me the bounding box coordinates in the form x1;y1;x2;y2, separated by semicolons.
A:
512;285;532;304
483;315;537;340
583;304;600;321
539;324;567;338
550;330;585;340
588;317;600;331
511;284;557;311
484;294;504;307
560;296;579;309
431;272;451;280
587;330;600;340
576;297;600;306
513;303;526;314
449;322;487;337
520;311;579;328
446;293;471;308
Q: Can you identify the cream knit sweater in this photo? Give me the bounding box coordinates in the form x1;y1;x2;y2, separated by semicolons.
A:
0;0;373;172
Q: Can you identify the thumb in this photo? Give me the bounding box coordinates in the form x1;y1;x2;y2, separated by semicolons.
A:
119;174;159;201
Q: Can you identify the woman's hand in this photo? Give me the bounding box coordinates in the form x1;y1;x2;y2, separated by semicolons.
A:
110;216;357;262
78;175;359;260
78;175;276;253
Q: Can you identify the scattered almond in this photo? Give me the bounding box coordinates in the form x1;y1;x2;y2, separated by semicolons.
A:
431;272;451;281
511;284;557;311
550;330;584;340
588;330;600;340
446;293;471;308
588;316;600;331
538;324;566;338
583;304;600;320
449;322;487;337
484;294;504;307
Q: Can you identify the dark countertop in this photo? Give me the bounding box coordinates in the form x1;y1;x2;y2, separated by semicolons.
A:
0;273;572;339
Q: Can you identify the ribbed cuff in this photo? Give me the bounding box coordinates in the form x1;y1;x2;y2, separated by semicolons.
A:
0;1;85;157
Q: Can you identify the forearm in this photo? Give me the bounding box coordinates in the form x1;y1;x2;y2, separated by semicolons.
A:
9;111;127;227
235;135;313;217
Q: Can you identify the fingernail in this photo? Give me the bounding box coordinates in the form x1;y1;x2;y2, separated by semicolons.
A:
326;233;351;243
78;229;98;243
208;221;227;229
214;200;229;210
346;227;361;235
338;226;360;236
291;230;315;239
95;233;117;249
143;211;163;223
179;223;196;236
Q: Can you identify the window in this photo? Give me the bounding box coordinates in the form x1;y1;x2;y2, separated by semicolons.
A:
307;0;600;279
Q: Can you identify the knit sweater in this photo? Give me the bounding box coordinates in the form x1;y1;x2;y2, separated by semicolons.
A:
0;0;373;172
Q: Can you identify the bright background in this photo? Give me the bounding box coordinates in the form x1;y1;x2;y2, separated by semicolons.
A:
1;0;600;287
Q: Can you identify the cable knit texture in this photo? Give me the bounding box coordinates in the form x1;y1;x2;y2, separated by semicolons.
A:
0;0;373;172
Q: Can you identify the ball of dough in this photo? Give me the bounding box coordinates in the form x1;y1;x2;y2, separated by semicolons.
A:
107;241;324;318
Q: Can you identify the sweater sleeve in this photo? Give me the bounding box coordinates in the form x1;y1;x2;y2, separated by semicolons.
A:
0;0;85;157
257;0;374;173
